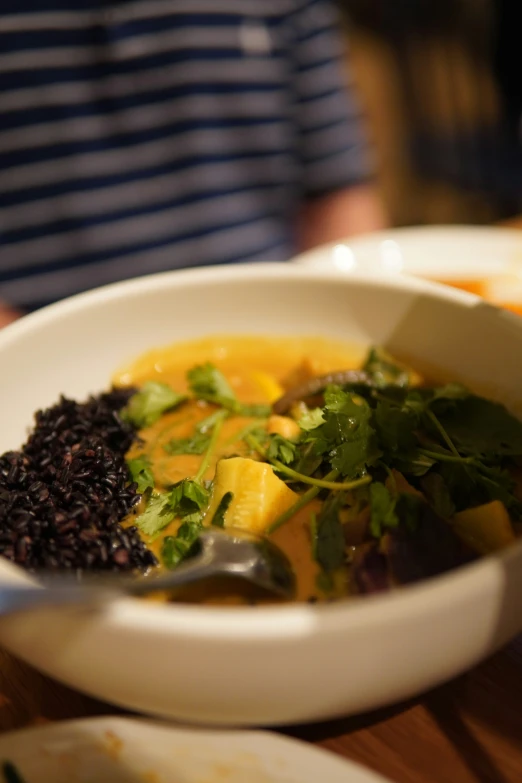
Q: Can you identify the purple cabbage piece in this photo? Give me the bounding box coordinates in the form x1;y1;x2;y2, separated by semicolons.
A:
353;501;476;595
386;502;475;585
353;545;391;594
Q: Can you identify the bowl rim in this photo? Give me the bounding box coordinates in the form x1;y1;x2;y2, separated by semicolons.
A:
0;261;519;640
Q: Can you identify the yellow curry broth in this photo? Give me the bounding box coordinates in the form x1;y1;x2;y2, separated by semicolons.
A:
116;336;363;604
114;335;366;392
128;402;260;490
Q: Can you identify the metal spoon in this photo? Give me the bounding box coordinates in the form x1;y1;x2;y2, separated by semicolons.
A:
0;528;296;616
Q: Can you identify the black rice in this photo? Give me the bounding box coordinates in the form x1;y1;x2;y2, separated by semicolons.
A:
0;388;158;574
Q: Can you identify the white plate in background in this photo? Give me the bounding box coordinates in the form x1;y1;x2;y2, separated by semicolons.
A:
0;717;391;783
293;225;522;289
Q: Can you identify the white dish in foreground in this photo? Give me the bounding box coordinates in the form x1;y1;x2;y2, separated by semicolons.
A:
0;263;521;726
293;224;522;286
0;716;390;783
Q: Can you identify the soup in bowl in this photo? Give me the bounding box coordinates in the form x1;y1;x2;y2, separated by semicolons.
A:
0;263;521;725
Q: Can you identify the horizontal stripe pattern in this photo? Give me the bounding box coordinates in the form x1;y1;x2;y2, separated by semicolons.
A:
0;0;372;310
1;1;293;32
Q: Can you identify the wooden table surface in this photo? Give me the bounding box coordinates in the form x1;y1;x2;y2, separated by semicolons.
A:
1;633;522;783
2;223;522;783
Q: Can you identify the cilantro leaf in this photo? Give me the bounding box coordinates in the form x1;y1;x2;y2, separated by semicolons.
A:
369;482;399;537
187;363;270;417
374;399;418;454
127;454;155;493
161;520;202;570
299;407;325;431
292;441;323;477
323;388;381;477
187;363;237;409
197;409;228;434
164;431;211;456
209;491;234;528
168;479;210;518
135;493;176;537
435;460;522;517
330;438;379;478
301;386;381;478
362;346;412;388
134;479;211;539
431;395;522;458
393;453;435;477
436;461;498;513
266;434;297;466
122;382;187;428
314;493;347;572
323;385;363;415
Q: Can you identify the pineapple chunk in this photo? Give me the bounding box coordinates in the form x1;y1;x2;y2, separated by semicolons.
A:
204;457;298;534
267;414;301;440
250;371;284;403
452;500;516;555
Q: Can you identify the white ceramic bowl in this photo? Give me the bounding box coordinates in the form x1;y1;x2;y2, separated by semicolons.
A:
0;263;521;727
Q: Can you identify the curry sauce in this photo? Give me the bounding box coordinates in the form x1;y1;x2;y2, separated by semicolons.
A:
116;336;364;603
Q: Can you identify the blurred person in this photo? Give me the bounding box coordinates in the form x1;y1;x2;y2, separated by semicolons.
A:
0;1;386;324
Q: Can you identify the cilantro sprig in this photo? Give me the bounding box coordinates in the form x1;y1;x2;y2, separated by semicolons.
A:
164;431;211;456
269;349;522;539
122;381;187;428
135;478;211;539
127;454;155;493
187;363;271;417
133;408;226;543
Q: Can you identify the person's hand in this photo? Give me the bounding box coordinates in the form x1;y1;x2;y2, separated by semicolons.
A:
0;303;22;328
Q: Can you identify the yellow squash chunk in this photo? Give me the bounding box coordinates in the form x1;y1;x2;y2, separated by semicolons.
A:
267;414;301;440
250;371;284;403
204;457;298;534
452;500;516;555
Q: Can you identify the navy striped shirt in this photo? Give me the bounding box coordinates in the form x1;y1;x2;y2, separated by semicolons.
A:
0;0;371;310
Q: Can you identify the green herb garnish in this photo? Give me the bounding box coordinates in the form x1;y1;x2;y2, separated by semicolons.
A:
194;409;228;483
134;479;210;539
161;520;202;570
169;478;210;518
266;434;298;466
304;386;381;478
127;454;155;493
314;493;347;573
187;363;270;417
362;346;412;387
134;492;177;538
210;491;234;528
164;431;211;456
369;482;399;538
298;407;325;431
123;381;186;428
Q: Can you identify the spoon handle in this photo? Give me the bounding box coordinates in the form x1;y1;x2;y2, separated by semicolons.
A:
0;552;220;616
0;584;118;616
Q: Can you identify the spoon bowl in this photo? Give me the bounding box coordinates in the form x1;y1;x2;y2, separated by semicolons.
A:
131;527;296;599
0;528;296;617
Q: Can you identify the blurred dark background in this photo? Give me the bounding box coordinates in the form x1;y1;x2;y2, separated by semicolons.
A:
338;0;522;226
